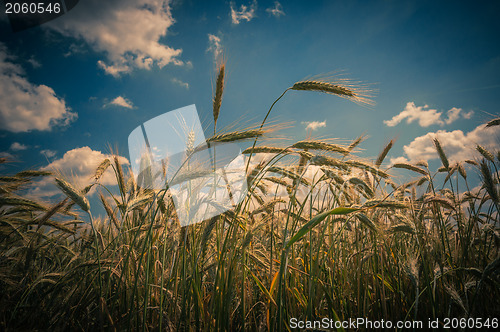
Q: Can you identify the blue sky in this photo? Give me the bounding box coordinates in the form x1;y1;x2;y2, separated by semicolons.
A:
1;0;499;199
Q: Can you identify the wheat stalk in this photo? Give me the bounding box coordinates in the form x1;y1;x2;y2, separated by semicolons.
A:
348;177;374;198
16;170;52;178
485;117;500;128
476;145;495;163
392;163;428;175
292;140;350;155
424;195;456;210
100;192;120;230
213;63;225;133
292;80;353;95
415;160;428;168
242;146;288;154
309;155;349;170
347;135;366;151
433;138;449;169
321;167;345;185
55;178;90;212
206;129;265;144
376;139;394;167
346;160;390;178
267;166;310;186
245;73;375;178
186;130;196;157
264;175;293;189
114;156;126;196
291;75;375;106
94;159;110;182
35;198;68;229
0;195;47;210
417;176;428;186
479;160;499;204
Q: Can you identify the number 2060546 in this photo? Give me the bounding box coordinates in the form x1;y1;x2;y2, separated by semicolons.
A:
5;2;61;14
442;317;498;329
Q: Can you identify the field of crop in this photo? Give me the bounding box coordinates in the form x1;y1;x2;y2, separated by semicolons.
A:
1;67;499;331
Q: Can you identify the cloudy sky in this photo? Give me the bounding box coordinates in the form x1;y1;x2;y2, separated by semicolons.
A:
1;0;499;199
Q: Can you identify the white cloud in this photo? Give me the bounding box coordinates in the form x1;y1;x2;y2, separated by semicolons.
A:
302;120;326;131
389;156;410;165
28;147;129;200
390;123;500;165
46;0;185;77
171;77;189;89
444;107;461;125
385;102;442;127
40;149;57;158
106;96;135;109
0;43;77;133
63;43;87;57
230;1;257;24
384;102;473;127
266;1;285;17
27;57;41;68
444;107;473;124
10;142;28;151
207;34;222;62
97;61;131;77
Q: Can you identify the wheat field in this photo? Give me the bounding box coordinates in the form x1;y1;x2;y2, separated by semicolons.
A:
1;67;499;331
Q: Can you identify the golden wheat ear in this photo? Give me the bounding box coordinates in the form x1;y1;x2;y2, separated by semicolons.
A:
55;178;90;212
291;74;376;107
432;137;449;169
213;61;225;133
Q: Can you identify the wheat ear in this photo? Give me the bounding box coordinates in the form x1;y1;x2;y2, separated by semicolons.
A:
213;63;225;133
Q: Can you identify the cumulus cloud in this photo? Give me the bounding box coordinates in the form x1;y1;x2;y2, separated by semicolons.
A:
384;102;473;127
302;121;326;131
10;142;28;151
445;107;473;124
266;1;285;17
390;123;500;165
207;34;222;62
230;1;257;24
0;43;77;133
105;96;135;109
28;147;129;200
46;0;184;77
171;77;189;89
